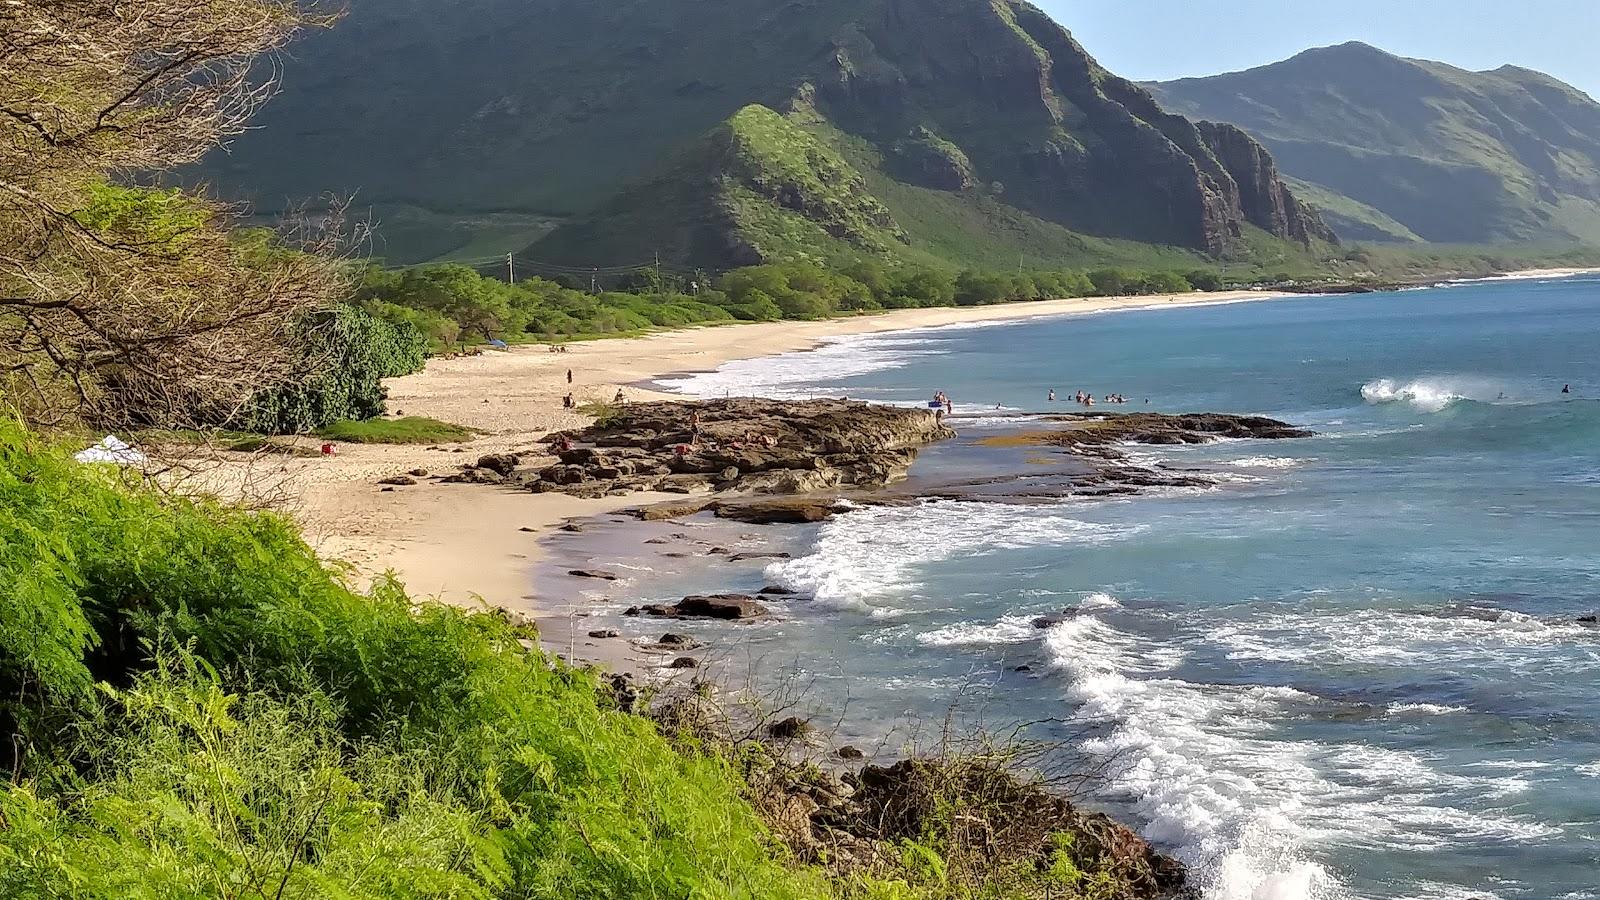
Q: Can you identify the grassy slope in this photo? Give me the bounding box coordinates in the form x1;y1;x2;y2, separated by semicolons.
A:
1147;42;1600;244
1285;178;1424;244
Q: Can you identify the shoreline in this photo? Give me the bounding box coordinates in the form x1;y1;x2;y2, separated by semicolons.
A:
257;268;1599;638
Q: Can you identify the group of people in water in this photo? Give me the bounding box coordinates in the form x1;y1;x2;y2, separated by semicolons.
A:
1047;389;1128;406
930;391;954;416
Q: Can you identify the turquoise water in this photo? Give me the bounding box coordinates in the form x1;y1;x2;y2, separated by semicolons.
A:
602;277;1600;899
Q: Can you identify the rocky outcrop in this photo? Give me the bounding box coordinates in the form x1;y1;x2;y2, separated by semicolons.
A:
888;127;976;191
518;399;953;499
626;594;772;620
998;412;1313;456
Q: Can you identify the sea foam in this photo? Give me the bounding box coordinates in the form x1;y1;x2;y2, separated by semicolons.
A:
1361;378;1467;413
1034;604;1561;900
764;501;1136;613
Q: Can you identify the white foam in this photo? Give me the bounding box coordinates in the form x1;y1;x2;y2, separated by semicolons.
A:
1212;608;1596;673
1361;378;1466;413
916;614;1039;647
657;319;1011;399
765;501;1136;613
1038;608;1561;900
1078;591;1124;612
1385;702;1467;716
1225;456;1308;470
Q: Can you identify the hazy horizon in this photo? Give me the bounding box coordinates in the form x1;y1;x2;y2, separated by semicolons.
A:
1045;0;1600;98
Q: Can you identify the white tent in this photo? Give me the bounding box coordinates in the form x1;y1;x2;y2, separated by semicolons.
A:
74;435;147;466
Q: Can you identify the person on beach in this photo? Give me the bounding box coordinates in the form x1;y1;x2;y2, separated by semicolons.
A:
1048;389;1056;402
562;393;574;409
613;389;626;404
566;368;573;384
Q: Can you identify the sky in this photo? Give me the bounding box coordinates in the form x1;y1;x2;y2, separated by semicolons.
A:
1041;0;1600;97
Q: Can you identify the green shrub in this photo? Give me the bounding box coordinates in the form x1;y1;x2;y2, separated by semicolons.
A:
0;419;832;898
240;305;428;434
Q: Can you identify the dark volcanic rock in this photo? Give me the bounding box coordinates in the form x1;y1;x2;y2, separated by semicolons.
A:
837;745;866;761
758;585;797;596
527;399;952;500
587;629;620;639
714;497;852;524
668;656;700;670
377;475;417;486
476;453;520;476
568;569;620;581
1035;412;1314;450
769;716;810;739
658;632;699;648
674;594;770;620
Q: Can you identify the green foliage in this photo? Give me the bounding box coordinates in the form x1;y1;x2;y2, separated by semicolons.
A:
0;418;830;898
240;305;428;434
317;417;476;445
71;183;209;249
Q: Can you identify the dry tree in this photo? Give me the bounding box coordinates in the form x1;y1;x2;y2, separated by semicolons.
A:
0;0;346;431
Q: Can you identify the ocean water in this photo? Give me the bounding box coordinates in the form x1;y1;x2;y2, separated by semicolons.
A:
571;276;1600;900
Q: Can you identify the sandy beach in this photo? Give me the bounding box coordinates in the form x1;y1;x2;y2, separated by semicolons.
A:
238;273;1599;616
236;289;1280;606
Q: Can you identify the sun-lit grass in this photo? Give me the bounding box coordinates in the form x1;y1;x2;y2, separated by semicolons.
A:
316;416;476;444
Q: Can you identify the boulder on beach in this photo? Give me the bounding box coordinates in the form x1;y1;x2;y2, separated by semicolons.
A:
674;594;770;620
568;569;620;581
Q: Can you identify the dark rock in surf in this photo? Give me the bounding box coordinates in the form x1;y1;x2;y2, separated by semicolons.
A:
674;594;770;620
568;569;620;581
769;716;810;739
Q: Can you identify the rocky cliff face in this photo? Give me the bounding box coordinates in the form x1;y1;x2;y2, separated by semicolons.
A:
801;0;1328;254
1196;122;1338;245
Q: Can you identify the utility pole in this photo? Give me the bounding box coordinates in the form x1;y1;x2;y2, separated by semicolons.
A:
655;251;663;299
506;252;515;284
590;267;598;295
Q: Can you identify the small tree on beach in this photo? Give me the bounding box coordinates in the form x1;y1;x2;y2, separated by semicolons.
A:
0;0;347;430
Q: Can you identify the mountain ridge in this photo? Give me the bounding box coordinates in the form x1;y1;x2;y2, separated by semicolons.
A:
195;0;1331;268
1146;42;1600;245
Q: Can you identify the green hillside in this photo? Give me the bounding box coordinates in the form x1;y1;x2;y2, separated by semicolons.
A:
195;0;1331;268
1147;42;1600;245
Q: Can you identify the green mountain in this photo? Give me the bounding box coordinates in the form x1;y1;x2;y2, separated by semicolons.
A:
196;0;1331;269
1146;42;1600;245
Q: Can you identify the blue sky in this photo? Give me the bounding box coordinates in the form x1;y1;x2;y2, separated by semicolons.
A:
1040;0;1600;97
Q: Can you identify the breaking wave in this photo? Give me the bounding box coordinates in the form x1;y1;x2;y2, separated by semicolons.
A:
1361;378;1468;413
765;501;1138;613
1033;603;1562;900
